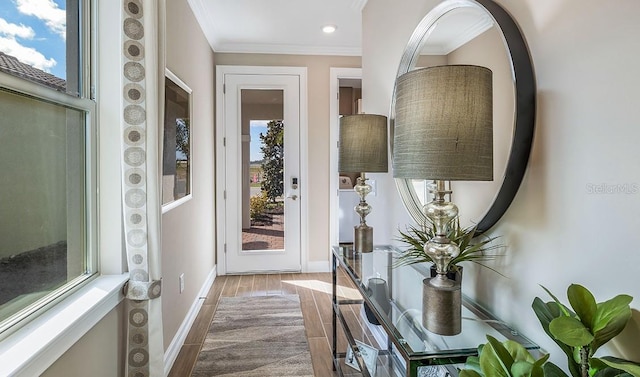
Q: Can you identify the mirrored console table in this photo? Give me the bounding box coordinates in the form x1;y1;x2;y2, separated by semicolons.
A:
331;245;540;377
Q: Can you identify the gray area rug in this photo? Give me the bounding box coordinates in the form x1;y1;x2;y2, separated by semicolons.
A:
192;294;314;376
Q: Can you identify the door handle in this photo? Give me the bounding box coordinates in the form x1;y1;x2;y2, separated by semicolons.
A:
287;194;298;200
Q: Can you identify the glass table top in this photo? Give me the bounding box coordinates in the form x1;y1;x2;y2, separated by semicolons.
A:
332;244;539;360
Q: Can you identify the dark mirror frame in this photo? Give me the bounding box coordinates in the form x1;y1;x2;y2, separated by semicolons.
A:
390;0;536;234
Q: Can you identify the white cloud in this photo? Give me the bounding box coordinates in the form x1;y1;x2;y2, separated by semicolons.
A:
0;36;56;71
16;0;66;39
0;18;35;39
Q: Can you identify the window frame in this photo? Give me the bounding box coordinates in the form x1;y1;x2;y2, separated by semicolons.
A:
0;0;98;338
162;68;193;213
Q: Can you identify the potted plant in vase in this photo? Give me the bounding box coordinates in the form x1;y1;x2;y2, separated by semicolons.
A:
394;217;504;335
395;217;504;281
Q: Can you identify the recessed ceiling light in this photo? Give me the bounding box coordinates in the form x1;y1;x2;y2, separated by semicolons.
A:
322;25;337;34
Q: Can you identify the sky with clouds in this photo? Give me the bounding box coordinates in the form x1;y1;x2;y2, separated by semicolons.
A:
0;0;66;79
250;120;268;162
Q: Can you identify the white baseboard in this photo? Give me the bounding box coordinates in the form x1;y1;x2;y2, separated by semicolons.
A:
164;266;216;376
305;260;330;273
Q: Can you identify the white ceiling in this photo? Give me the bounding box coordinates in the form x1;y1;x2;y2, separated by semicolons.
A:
420;7;493;55
187;0;366;56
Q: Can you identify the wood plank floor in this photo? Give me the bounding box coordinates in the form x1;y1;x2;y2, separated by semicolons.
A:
168;272;382;377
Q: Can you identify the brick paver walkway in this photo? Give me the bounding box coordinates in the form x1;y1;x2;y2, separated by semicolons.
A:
241;213;284;250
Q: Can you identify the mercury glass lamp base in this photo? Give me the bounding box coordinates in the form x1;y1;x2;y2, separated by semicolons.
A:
422;277;462;335
354;224;373;253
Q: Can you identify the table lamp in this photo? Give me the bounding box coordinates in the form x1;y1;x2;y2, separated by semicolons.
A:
393;65;493;335
338;114;388;253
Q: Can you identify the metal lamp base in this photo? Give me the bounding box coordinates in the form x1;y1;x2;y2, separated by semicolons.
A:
354;224;373;253
422;277;461;335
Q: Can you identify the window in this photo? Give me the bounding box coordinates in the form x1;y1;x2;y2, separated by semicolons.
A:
0;0;96;335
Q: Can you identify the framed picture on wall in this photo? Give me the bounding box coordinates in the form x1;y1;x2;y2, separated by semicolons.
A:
162;69;192;211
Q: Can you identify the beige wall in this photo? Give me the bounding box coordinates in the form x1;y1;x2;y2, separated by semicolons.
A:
162;0;216;349
364;0;640;366
215;53;361;263
42;304;124;376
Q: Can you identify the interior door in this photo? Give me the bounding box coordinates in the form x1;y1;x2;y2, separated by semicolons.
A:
222;73;301;273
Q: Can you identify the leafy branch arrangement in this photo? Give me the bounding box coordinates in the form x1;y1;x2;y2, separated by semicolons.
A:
532;284;640;377
394;217;503;274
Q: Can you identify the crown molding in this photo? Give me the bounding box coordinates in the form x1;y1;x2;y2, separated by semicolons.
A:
213;43;361;56
421;16;493;55
187;0;220;51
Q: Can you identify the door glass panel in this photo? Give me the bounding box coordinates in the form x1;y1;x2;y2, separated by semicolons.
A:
241;89;284;252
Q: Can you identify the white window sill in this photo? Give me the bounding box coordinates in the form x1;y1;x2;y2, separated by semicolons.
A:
0;274;129;377
162;193;193;214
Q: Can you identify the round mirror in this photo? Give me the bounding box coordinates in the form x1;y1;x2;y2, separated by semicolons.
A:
390;0;535;234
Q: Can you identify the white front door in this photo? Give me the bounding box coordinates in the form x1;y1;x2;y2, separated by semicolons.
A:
219;70;302;273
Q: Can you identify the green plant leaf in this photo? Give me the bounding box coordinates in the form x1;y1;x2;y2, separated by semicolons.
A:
532;297;581;377
458;224;477;250
480;336;512;377
511;361;534;377
591;295;632;353
591;358;633;377
465;355;483;375
597;357;640;377
543;362;571;377
480;335;510;377
479;349;509;377
541;285;572;317
592;368;633;377
393;226;435;268
549;316;594;347
532;353;550;369
503;340;536;363
532;297;560;331
529;363;546;377
510;349;548;377
460;370;484;377
567;284;597;330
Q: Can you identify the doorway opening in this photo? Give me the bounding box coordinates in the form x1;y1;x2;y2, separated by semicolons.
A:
216;66;307;274
329;68;363;250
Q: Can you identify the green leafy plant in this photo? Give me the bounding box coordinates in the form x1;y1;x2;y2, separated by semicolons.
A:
459;335;560;377
532;284;640;377
395;217;503;274
260;120;284;203
249;191;268;221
